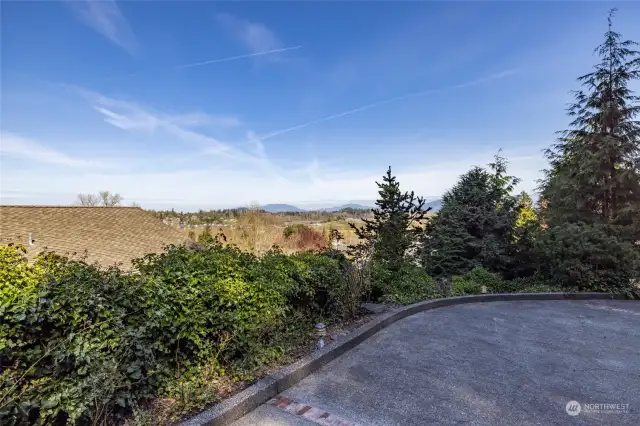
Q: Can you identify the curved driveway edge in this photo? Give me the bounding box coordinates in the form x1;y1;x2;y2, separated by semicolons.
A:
180;292;626;426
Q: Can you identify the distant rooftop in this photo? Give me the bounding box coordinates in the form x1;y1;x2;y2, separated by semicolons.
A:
0;206;190;268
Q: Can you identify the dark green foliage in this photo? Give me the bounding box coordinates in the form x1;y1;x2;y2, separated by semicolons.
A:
350;167;428;271
541;8;640;231
451;268;505;295
349;167;430;300
0;243;362;425
448;268;571;295
373;263;439;304
505;276;577;294
287;250;342;314
539;10;640;294
421;155;521;277
1;250;156;425
535;223;640;297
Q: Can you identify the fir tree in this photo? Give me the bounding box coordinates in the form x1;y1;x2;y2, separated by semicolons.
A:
538;9;640;294
349;167;427;272
541;8;640;235
421;154;520;277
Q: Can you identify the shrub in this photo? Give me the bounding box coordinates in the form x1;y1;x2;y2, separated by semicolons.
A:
450;275;482;296
1;248;151;425
287;251;341;315
535;223;640;297
450;268;582;295
450;268;504;295
132;243;290;373
283;225;327;251
283;224;307;239
506;275;576;293
0;241;367;425
374;263;439;304
0;242;294;425
330;259;372;319
286;249;371;320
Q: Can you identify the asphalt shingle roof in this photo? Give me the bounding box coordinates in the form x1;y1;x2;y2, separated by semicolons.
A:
0;206;190;268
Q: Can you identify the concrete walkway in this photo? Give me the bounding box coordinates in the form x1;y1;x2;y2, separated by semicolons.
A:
232;300;640;426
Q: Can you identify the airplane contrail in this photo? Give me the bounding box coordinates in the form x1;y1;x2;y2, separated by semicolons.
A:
100;45;302;80
259;69;519;141
176;46;302;69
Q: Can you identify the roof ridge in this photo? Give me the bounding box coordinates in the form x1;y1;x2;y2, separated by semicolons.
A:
0;205;189;269
0;205;142;209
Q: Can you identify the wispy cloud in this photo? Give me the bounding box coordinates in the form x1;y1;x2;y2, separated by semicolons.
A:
68;0;138;54
92;101;240;132
0;132;99;168
260;69;519;140
165;112;241;128
215;12;286;56
74;88;273;168
1;147;545;209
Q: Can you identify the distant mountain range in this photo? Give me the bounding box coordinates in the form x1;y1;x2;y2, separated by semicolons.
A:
318;203;372;212
261;204;305;213
261;199;443;213
261;203;371;213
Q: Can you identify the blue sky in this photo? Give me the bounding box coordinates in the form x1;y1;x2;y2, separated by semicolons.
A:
2;1;639;210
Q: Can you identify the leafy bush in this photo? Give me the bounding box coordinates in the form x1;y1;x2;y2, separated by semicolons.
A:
373;263;439;304
449;268;586;296
286;249;373;320
1;247;151;425
506;276;576;293
451;268;504;295
450;275;482;296
287;251;341;314
133;243;290;373
1;241;360;426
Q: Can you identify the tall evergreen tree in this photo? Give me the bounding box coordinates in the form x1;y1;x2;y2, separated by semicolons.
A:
538;9;640;294
349;167;427;272
421;154;521;277
541;9;640;235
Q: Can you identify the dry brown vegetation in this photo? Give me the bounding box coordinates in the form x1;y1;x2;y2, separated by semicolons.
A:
177;210;367;253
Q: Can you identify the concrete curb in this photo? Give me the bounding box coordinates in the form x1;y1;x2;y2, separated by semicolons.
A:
180;292;627;426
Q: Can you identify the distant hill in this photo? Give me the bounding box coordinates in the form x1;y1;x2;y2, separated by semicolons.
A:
262;204;305;213
252;199;441;213
425;199;443;212
319;203;372;212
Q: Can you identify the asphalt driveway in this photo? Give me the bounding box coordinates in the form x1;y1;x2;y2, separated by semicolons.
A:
232;300;640;426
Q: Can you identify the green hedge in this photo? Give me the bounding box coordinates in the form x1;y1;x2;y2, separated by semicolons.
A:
450;267;577;296
2;240;620;425
0;243;359;425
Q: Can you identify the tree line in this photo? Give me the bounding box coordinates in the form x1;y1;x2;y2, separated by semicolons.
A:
350;9;640;298
149;207;371;227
